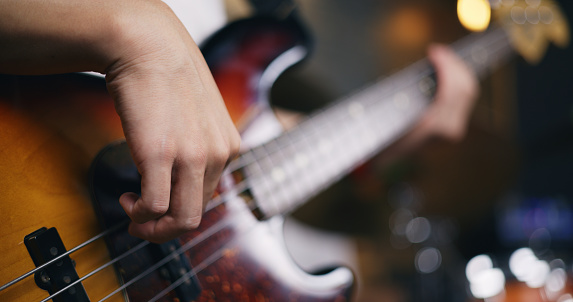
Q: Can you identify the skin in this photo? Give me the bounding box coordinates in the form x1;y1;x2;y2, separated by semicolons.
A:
0;0;477;243
405;43;478;145
0;0;241;243
362;43;479;166
275;43;479;149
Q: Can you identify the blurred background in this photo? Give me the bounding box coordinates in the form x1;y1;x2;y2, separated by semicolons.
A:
228;0;573;301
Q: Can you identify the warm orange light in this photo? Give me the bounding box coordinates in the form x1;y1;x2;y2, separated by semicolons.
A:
457;0;491;32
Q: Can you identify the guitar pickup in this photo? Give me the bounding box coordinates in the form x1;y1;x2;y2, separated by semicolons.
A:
25;227;89;302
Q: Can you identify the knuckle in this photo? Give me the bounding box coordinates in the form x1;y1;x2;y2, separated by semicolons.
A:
157;141;178;162
213;146;230;164
177;215;202;232
147;200;169;216
186;147;208;166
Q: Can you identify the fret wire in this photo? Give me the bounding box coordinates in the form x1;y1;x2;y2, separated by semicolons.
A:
298;133;320;199
254;84;424;214
242;27;515;217
229;27;513;176
279;138;306;207
254;74;431;212
0;28;518;297
332;114;358;169
295;127;328;202
470;35;512;77
340;111;362;161
264;138;295;212
247;153;280;216
457;28;511;77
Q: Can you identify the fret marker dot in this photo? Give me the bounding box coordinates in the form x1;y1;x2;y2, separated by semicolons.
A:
393;93;410;110
348;102;365;119
271;167;286;183
295;153;309;168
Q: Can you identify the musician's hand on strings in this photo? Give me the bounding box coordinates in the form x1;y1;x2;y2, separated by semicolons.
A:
106;2;241;243
0;0;241;243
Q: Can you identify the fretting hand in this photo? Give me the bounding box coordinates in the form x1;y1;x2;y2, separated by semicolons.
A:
376;43;479;164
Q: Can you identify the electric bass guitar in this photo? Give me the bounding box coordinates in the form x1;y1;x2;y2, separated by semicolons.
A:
0;1;568;301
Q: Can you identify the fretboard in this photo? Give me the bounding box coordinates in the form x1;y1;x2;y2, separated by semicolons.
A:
234;27;513;218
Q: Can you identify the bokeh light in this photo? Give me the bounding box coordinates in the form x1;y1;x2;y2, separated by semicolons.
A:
415;247;442;274
457;0;491;32
466;254;493;283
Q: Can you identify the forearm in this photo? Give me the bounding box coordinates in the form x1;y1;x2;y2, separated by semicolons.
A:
0;0;176;75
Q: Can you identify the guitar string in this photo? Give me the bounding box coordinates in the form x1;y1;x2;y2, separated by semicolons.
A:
217;27;510;217
229;27;512;204
146;215;258;302
99;204;260;302
39;240;151;302
119;28;516;302
140;30;517;302
1;27;512;299
225;26;509;174
0;220;128;293
0;27;510;296
40;207;236;302
0;177;248;294
42;196;257;302
1;27;511;299
104;29;515;301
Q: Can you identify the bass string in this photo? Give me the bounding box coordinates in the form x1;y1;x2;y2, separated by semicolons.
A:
39;240;151;302
0;176;249;294
232;27;513;197
0;220;128;293
225;26;511;174
141;30;516;302
101;206;259;302
146;222;256;302
140;28;516;302
36;187;254;302
147;246;227;302
99;31;515;299
1;26;513;298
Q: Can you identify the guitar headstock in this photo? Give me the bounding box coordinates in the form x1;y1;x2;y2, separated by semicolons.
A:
493;0;569;64
458;0;570;64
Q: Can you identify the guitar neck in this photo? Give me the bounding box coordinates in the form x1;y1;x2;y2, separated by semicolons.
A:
234;27;514;218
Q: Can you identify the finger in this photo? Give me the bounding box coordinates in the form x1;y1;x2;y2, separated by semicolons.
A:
128;161;204;243
165;160;205;233
428;44;456;100
426;44;478;140
428;43;477;101
203;147;229;207
120;159;173;224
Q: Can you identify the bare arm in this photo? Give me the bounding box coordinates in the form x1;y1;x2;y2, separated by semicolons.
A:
0;0;241;243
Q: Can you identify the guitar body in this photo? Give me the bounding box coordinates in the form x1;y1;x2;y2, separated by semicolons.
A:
0;16;354;302
0;75;125;302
